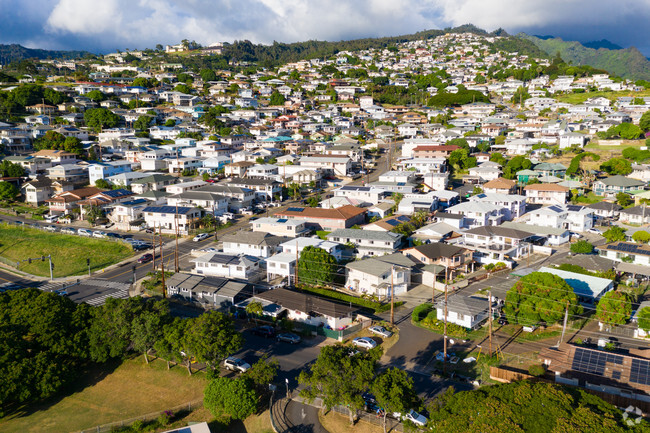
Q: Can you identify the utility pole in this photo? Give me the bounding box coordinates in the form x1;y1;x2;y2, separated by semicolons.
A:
174;203;179;273
151;227;156;272
488;289;493;357
87;258;91;276
48;255;53;281
443;265;448;374
294;240;299;287
159;224;166;298
390;265;395;325
559;300;570;346
132;264;137;286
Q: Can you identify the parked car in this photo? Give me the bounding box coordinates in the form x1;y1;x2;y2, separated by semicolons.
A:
251;325;276;338
137;253;154;264
44;225;58;232
352;337;377;350
277;332;301;344
200;247;219;253
78;228;92;237
402;409;428;426
60;227;76;235
193;233;211;242
133;243;152;251
92;230;107;238
44;214;59;223
106;232;121;239
569;232;583;239
223;356;251;373
587;228;602;235
368;325;393;338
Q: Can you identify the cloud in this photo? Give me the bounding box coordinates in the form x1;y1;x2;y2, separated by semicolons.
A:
1;0;650;53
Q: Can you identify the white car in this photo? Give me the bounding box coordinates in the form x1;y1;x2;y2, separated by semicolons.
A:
193;233;211;242
78;228;93;237
403;409;428;426
352;337;377;350
44;225;58;232
92;230;107;238
587;228;602;235
369;326;393;338
223;356;251;373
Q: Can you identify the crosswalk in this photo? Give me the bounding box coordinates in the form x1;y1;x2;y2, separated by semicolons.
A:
37;281;63;292
85;289;130;306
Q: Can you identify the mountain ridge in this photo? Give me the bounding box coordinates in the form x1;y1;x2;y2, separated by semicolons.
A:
0;43;93;65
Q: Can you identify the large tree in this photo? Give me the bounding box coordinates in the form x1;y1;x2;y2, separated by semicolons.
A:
84;107;121;132
504;272;583;326
637;307;650;333
204;376;258;420
603;226;627;243
183;310;243;370
297;246;337;286
595;291;632;326
0;181;19;201
371;368;421;433
0;160;26;177
131;299;171;364
299;344;380;424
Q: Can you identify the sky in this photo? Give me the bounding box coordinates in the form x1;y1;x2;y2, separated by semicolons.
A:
2;0;650;55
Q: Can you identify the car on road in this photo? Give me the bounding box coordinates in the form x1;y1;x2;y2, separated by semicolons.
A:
200;247;219;253
368;325;393;338
352;337;377;350
277;332;301;344
241;209;254;216
137;254;154;264
569;232;583;239
132;243;152;251
60;227;76;235
106;232;121;239
92;230;107;238
44;225;58;232
223;356;251;373
78;228;92;237
193;233;211;242
402;409;428;426
587;228;602;235
251;325;276;338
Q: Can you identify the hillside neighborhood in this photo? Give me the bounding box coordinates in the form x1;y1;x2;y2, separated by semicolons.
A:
2;31;650;432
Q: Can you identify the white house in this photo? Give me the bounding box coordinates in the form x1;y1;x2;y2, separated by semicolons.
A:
250;217;311;238
468;193;527;220
141;205;201;234
525;204;594;232
326;229;403;257
220;231;288;258
446;201;506;229
435;295;492;329
191;252;263;281
345;254;413;298
333;186;385;205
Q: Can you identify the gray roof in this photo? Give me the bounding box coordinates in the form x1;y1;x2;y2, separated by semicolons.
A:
595;175;646;188
436;295;489;316
221;231;290;247
587;201;623;211
500;221;569;236
539;266;612;299
255;287;357;319
464;225;532;239
327;228;402;243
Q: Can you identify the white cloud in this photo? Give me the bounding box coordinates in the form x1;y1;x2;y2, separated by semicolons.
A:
0;0;645;52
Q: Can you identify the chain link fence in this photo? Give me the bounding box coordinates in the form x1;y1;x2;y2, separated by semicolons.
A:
76;398;203;433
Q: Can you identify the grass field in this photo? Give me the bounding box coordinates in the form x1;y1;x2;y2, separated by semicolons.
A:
0;223;133;277
0;357;209;433
556;89;650;105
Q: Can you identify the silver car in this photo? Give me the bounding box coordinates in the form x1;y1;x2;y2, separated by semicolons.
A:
223;356;251;373
369;326;393;338
352;337;377;350
277;332;301;344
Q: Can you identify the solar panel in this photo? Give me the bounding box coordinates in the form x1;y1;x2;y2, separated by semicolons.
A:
385;219;401;227
630;359;650;386
571;348;623;377
612;370;621;380
286;207;304;212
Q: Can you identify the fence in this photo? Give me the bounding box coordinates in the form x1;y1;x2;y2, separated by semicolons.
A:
298;318;371;341
77;398;203;433
490;366;536;383
331;404;404;432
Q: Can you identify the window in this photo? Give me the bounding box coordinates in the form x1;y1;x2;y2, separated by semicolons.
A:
457;313;465;321
237;266;243;271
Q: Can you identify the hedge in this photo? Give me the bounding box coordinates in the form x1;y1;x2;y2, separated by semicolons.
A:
297;285;403;313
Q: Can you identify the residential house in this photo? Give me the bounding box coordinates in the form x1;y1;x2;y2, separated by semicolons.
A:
142;205;201;234
76;188;135;216
500;221;571;246
458;225;533;266
22;177;58;205
165;273;250;311
524;183;569;205
436;295;492;329
345;253;415;298
280;237;346;262
221;231;289;258
599;242;650;267
363;214;411;232
618;206;650;225
191;252;263;282
401;242;474;276
108;198;149;231
482;177;517;195
468;163;502;182
4;156;52;175
47;186;102;215
299;155;352;176
526;204;594;232
88;161;133;185
468;193;527;220
130;174;177;194
46;164;89;185
274;205;366;231
333;186;385;205
445;201;506;229
225;161;256;177
166;190;229;215
226;178;281;201
587;201;623;220
253;287;357;329
250;217;311;238
326;228;403;257
593;175;646;198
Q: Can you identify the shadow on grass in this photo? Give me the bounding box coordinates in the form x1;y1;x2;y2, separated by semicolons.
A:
3;358;122;420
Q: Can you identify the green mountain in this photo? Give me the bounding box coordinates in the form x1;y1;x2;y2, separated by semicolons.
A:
0;44;93;65
518;34;650;80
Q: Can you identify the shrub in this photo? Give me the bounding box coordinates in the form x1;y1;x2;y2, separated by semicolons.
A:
570;240;594;254
412;303;433;322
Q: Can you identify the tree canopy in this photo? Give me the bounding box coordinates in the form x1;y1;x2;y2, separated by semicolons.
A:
297;246;337;286
600;158;632;175
595;291;632;326
570;240;594;254
504;272;582;326
0;160;26;177
84;107;121;132
603;226;627;243
204;376;258;421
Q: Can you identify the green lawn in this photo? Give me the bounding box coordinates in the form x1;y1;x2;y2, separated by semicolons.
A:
0;223;133;277
0;357;209;433
556;89;650;104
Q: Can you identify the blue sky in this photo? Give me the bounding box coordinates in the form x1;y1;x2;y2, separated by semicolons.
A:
2;0;650;55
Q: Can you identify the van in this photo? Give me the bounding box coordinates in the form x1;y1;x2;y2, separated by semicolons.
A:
44;214;59;223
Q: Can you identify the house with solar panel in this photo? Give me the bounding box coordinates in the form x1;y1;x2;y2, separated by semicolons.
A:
327;229;403;257
191;252;263;282
526;204;594;232
250;217;311;237
142;205;202;234
165;273;251;310
540;343;650;396
599;242;650;267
